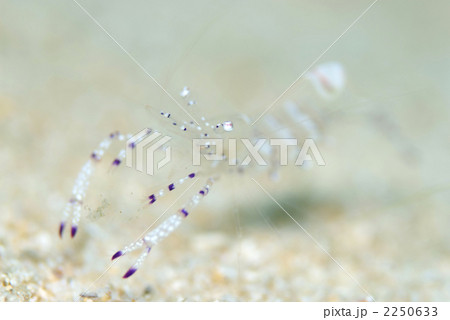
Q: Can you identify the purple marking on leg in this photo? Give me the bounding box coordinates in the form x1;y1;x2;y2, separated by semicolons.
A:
129;142;136;149
168;183;175;191
110;132;119;139
199;190;205;195
112;159;121;166
91;153;99;160
123;267;137;279
112;251;123;260
180;209;189;217
148;194;155;200
71;225;78;238
149;198;156;205
188;173;195;178
59;222;65;238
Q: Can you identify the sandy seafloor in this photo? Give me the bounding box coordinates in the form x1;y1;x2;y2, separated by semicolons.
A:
1;0;450;301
